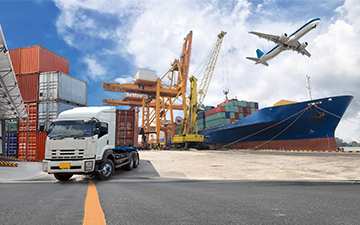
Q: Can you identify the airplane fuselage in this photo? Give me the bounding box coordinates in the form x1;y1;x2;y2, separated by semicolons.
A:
248;18;321;66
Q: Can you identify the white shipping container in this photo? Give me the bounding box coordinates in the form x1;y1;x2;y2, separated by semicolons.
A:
133;68;157;85
38;71;87;105
38;101;77;131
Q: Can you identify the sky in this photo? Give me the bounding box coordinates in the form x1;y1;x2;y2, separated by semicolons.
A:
1;0;360;142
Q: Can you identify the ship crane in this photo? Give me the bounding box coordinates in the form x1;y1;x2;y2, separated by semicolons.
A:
173;31;227;149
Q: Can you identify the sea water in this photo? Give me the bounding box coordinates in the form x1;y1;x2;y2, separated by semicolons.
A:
342;147;360;152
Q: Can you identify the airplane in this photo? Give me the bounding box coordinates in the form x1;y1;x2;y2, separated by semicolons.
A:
246;18;321;66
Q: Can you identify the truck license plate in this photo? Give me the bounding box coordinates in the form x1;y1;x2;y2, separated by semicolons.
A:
59;162;71;169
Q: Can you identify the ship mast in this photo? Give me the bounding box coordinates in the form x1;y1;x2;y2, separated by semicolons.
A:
306;75;312;100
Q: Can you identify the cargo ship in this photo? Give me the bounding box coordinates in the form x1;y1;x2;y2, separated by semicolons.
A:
197;95;353;151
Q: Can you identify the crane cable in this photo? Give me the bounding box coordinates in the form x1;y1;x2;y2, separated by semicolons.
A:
223;107;308;148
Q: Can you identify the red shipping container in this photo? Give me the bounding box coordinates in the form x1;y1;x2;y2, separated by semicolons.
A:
36;132;47;162
205;106;225;117
247;107;252;114
17;73;39;102
230;119;235;124
115;109;136;146
18;102;38;131
18;132;37;161
234;113;239;119
9;46;69;75
17;131;47;162
238;107;243;113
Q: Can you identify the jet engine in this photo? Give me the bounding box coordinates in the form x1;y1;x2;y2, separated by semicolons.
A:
298;42;308;50
278;33;288;42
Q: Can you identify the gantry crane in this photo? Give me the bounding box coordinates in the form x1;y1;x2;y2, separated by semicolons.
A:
103;31;193;147
172;31;227;149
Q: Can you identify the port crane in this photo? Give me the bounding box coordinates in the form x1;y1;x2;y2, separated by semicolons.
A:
103;31;193;148
173;31;227;148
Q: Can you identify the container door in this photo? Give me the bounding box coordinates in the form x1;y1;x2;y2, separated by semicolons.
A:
5;132;18;158
115;109;135;146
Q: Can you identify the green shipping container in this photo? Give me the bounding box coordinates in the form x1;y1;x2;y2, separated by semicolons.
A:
250;102;255;108
5;120;18;132
239;101;247;107
251;108;256;113
230;112;235;119
205;112;226;122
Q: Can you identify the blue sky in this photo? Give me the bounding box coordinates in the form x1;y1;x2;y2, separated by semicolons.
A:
1;0;360;142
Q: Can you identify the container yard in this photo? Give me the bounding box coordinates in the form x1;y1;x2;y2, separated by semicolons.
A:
2;45;87;162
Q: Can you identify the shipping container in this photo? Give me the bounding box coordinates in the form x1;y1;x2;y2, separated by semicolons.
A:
5;132;18;158
9;48;20;75
243;107;248;114
5;119;18;132
38;71;87;105
115;109;137;146
239;101;247;107
133;68;157;86
36;132;47;162
37;101;78;131
16;73;39;102
204;106;226;117
205;112;226;122
18;103;38;132
18;132;37;161
197;112;205;119
9;46;69;75
17;131;46;162
230;119;236;124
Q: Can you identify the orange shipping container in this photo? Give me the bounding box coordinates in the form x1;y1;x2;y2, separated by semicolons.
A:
17;131;47;162
18;102;38;132
9;45;69;75
9;48;20;74
18;132;37;161
16;73;39;102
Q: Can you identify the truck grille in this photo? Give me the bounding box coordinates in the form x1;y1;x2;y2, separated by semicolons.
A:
51;149;84;159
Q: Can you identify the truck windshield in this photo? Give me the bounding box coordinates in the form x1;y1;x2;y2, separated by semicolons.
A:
47;120;94;138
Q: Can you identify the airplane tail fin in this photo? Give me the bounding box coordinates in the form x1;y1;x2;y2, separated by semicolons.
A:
256;49;264;58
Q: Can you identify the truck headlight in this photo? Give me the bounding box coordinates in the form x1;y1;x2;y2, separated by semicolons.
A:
85;161;93;171
42;162;48;172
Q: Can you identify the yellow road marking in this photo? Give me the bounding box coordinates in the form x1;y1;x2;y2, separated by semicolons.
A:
83;180;106;225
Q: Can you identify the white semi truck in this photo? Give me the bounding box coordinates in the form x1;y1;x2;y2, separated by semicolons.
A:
42;107;139;181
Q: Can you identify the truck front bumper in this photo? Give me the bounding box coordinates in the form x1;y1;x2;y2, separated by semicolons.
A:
42;159;96;174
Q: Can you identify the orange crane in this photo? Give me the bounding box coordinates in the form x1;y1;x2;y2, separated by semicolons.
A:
103;31;193;148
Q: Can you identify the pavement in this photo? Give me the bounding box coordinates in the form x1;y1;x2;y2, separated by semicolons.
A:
1;150;360;182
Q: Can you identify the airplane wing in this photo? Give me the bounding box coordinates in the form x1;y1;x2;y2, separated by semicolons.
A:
287;41;311;57
249;31;280;44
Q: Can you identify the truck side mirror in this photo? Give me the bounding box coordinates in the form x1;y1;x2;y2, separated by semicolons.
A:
95;122;101;129
94;129;100;135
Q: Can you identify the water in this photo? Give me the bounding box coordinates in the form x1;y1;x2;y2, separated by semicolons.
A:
342;147;360;152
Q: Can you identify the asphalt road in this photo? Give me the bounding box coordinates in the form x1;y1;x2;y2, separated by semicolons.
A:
1;175;360;224
1;150;360;224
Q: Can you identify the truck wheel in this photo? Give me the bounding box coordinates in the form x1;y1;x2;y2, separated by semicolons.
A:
133;153;140;168
123;154;134;171
54;173;73;181
99;159;114;180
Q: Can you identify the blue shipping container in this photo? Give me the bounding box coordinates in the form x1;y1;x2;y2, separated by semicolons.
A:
243;107;248;114
5;132;18;158
197;112;205;119
225;112;230;118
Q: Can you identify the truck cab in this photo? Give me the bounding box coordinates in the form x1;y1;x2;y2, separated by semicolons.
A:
42;107;139;181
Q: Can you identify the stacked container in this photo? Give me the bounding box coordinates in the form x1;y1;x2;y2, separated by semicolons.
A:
196;99;259;130
9;46;87;161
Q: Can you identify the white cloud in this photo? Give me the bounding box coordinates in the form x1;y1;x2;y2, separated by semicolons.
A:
53;0;360;142
82;56;107;81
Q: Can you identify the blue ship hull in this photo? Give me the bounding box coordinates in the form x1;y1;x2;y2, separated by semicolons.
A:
198;95;353;151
